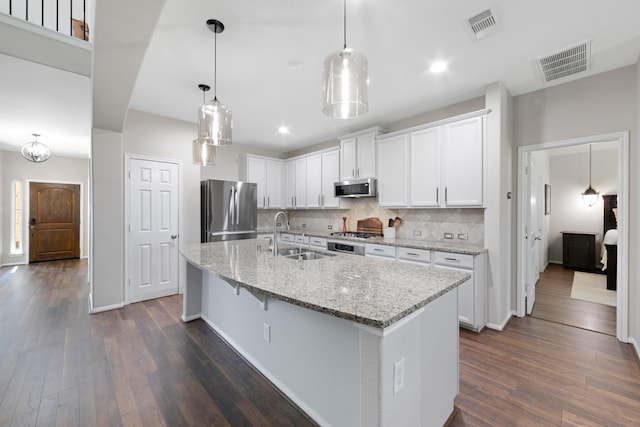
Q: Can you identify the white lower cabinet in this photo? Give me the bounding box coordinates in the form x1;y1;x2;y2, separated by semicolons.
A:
309;236;327;249
397;247;431;264
365;243;397;259
432;251;486;331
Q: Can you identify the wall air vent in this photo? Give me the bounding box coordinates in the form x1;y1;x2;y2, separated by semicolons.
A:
464;8;499;40
535;40;592;83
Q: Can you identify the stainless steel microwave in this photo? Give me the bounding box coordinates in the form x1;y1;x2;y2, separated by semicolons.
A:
334;178;377;198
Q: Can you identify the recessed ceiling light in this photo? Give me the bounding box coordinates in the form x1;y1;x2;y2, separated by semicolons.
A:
288;61;303;70
278;126;290;135
430;61;448;73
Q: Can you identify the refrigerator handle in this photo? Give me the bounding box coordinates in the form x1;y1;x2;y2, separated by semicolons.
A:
229;187;235;226
234;187;240;225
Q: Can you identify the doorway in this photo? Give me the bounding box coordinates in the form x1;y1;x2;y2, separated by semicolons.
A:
125;156;181;304
29;182;81;262
517;132;629;342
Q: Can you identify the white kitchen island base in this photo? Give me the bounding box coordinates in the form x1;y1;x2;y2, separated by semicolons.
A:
183;260;459;427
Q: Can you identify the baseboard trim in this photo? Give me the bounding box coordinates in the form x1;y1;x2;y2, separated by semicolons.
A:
629;337;640;366
0;261;27;268
91;302;124;314
181;313;201;322
548;260;563;265
486;310;516;331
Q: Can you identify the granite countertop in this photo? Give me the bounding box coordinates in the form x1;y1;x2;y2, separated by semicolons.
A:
182;239;469;329
256;228;486;255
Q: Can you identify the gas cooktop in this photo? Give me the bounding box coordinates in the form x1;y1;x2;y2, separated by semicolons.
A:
330;231;382;239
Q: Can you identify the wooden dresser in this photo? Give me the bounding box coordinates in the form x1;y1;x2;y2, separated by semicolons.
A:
561;231;598;270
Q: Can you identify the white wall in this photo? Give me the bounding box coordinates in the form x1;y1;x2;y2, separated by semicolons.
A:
485;82;514;329
548;148;617;263
1;150;89;266
514;64;638;347
91;129;124;310
0;150;3;263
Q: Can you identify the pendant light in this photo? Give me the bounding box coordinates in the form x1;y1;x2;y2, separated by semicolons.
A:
21;133;50;163
198;19;232;146
193;84;216;165
322;0;369;119
581;144;599;207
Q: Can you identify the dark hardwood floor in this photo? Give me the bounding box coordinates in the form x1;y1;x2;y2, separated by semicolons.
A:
1;260;638;426
531;263;616;336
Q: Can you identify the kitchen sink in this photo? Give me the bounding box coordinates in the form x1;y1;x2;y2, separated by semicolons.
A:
277;247;304;256
282;250;335;261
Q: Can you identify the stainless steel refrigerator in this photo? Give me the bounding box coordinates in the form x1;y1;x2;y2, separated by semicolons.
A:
201;179;258;242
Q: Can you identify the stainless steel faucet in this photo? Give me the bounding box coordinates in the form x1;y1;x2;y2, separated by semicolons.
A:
272;211;290;255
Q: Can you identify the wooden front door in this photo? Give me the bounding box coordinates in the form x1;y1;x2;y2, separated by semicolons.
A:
29;182;81;263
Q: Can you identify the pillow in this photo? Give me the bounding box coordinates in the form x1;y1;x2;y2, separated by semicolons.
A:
612;208;618;228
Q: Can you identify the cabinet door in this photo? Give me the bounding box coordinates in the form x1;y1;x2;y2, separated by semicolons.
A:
285;160;296;208
247;156;266;208
443;116;484;207
306;154;322;208
377;134;408;207
409;127;441;207
356;131;377;178
295;158;307;208
322;150;340;208
340;137;357;180
265;159;283;209
434;264;475;326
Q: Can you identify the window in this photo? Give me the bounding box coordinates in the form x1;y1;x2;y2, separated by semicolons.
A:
10;180;24;255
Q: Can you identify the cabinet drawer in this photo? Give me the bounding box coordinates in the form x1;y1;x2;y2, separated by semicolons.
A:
280;233;294;243
294;235;310;244
433;251;473;269
365;243;396;258
397;247;431;263
309;237;327;249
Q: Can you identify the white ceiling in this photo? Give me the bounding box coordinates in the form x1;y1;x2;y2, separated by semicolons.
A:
2;0;640;158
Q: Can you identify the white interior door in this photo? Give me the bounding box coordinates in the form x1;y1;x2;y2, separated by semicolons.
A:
128;158;180;303
526;156;541;314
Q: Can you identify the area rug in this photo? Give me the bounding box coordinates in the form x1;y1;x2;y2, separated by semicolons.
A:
570;271;616;307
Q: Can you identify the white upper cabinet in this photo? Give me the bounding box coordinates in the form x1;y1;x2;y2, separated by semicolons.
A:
339;128;385;180
294;157;307;208
378;112;486;209
377;134;409;207
306;154;322;208
321;149;340;208
442;116;484;207
242;155;283;209
409;127;441;207
285;148;341;209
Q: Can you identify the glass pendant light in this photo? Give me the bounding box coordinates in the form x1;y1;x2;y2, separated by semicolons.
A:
198;19;232;146
582;144;599;207
322;0;369;119
194;84;216;165
21;133;50;163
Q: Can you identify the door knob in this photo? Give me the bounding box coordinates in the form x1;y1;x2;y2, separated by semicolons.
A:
171;234;178;239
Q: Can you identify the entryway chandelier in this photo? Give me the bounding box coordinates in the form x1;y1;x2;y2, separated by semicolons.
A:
193;84;217;165
322;0;369;119
581;144;599;207
21;133;50;163
198;19;232;146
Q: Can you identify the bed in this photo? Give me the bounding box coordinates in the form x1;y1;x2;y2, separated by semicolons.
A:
601;195;618;290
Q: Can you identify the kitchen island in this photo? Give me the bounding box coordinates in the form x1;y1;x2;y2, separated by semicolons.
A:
181;239;469;426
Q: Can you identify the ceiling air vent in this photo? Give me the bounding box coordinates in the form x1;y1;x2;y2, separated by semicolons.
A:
536;40;592;83
465;8;499;40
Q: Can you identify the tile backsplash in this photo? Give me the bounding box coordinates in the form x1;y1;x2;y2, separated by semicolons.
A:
258;198;484;245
